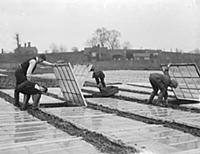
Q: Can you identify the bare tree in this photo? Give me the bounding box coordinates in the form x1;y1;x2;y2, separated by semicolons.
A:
86;37;98;47
95;27;109;47
59;45;67;52
49;43;67;53
191;48;200;54
107;30;121;50
87;27;121;50
71;47;79;52
122;41;132;49
49;43;59;53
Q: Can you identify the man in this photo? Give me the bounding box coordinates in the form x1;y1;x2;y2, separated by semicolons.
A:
147;66;178;104
16;80;48;110
90;67;106;88
14;54;55;109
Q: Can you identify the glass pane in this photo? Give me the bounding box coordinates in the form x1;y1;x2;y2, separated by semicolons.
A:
162;64;200;101
53;64;86;106
53;67;61;79
178;66;190;77
187;66;199;77
67;80;76;94
62;66;70;80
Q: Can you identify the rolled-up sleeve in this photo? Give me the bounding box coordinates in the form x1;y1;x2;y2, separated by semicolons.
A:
26;59;36;77
41;60;54;66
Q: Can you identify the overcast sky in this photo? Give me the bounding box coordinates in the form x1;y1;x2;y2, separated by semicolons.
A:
0;0;199;53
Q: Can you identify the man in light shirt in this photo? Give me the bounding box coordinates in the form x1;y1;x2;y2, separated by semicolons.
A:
14;54;55;109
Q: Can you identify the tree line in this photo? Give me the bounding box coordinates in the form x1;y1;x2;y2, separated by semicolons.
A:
50;27;132;52
86;27;131;50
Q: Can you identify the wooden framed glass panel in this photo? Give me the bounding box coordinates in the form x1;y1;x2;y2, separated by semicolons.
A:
53;63;87;106
72;64;93;88
161;63;200;102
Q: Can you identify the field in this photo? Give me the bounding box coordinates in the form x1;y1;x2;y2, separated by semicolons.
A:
1;68;200;154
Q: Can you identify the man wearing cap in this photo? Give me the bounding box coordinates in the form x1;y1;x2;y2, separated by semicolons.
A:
147;64;178;104
14;54;55;109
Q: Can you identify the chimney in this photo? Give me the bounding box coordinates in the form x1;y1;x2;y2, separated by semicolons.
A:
28;42;31;47
24;43;27;48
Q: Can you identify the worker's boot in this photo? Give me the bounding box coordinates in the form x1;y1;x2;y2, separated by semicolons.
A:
21;94;30;110
14;90;20;107
32;94;41;109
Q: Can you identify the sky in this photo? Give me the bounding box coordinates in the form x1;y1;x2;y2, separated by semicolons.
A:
0;0;199;53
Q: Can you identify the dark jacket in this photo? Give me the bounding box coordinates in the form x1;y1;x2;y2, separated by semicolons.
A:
20;57;37;75
92;70;105;79
15;57;38;85
16;80;41;95
149;73;171;90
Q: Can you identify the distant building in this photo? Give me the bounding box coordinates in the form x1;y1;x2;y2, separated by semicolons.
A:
126;49;160;61
109;49;126;60
84;46;161;61
84;46;110;61
14;42;38;55
133;52;151;60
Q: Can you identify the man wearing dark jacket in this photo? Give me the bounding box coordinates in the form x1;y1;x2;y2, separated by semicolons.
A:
148;67;178;104
90;67;106;88
16;80;48;110
14;54;54;109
